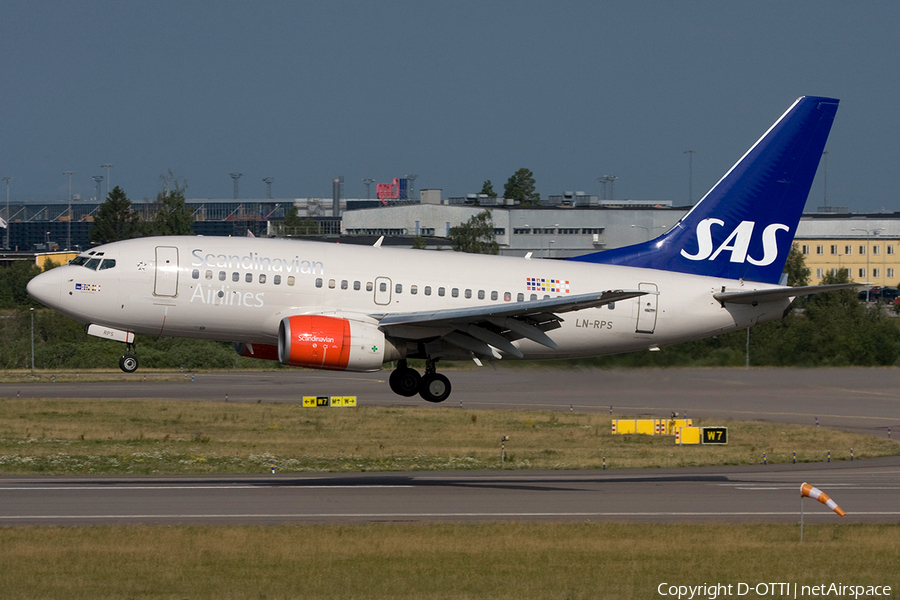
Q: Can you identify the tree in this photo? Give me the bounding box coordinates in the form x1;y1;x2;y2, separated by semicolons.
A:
0;260;42;308
280;205;321;236
90;186;136;245
449;210;499;255
480;180;497;198
150;171;194;236
503;168;540;205
784;242;810;287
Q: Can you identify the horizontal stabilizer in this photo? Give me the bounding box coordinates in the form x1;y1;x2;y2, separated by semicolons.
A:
713;283;861;305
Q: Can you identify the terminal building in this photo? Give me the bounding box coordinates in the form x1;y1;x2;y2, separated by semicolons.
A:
2;189;900;289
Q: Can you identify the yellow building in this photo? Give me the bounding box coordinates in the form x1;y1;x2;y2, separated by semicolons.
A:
795;218;900;288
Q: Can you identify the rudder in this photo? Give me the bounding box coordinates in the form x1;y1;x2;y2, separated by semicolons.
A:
568;96;839;284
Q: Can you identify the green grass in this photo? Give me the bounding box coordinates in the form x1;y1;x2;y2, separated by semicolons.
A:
0;523;897;599
1;398;897;474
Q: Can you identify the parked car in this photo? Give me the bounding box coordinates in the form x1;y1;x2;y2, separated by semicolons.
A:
858;286;900;302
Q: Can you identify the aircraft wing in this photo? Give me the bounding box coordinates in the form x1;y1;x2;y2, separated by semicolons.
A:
713;283;862;305
373;289;648;359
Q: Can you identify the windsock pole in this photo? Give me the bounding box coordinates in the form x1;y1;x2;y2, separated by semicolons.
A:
800;482;846;541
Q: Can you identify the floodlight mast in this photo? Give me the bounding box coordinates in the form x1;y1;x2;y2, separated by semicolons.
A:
2;176;11;250
101;164;113;195
64;171;74;250
230;172;243;199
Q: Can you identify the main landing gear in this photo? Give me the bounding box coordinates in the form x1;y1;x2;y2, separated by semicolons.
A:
118;342;139;373
389;359;452;403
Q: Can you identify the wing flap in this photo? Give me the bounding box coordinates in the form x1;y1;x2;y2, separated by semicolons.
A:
374;289;648;359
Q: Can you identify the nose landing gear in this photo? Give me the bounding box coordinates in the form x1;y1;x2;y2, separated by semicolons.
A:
388;359;452;403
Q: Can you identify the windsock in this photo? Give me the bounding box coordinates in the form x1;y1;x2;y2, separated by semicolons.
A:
801;482;846;517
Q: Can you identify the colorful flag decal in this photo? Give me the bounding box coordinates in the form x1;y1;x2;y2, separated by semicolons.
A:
526;278;569;293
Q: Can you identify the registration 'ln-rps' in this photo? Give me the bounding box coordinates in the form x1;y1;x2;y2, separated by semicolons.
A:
28;96;853;403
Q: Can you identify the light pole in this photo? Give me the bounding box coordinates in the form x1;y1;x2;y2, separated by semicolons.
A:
685;150;694;204
2;176;10;250
852;227;879;301
93;175;104;202
101;164;113;195
631;224;650;241
263;177;273;199
631;224;668;242
362;178;374;200
30;307;35;371
230;173;242;199
63;171;74;250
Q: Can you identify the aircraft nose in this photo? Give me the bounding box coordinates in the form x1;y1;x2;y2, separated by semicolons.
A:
26;268;63;309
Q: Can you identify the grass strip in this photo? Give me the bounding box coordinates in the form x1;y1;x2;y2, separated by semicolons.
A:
1;398;897;474
0;523;898;599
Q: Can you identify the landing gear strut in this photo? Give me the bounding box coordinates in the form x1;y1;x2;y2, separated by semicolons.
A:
119;342;139;373
388;359;452;403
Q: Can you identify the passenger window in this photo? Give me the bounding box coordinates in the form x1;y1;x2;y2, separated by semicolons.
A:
438;287;445;297
259;274;266;284
424;286;432;296
232;272;240;282
353;281;361;291
328;279;336;289
491;291;498;301
411;285;418;295
245;273;253;283
608;302;615;310
274;275;281;285
205;270;213;280
530;294;537;300
451;288;458;298
287;276;295;286
99;259;117;271
477;290;485;300
504;292;511;301
516;293;524;302
366;282;373;292
395;283;402;294
315;278;323;288
465;289;472;299
341;280;348;290
219;271;226;281
192;269;200;279
379;282;387;292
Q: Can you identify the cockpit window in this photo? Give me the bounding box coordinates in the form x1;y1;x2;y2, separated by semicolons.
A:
70;256;88;266
98;259;116;271
84;258;102;270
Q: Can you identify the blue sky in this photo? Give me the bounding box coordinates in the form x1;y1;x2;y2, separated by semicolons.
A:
2;1;899;212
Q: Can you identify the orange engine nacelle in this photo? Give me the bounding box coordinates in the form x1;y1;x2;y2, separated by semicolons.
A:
277;315;392;372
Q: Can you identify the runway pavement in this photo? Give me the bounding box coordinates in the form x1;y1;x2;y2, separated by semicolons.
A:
3;367;899;435
2;367;899;525
1;458;898;525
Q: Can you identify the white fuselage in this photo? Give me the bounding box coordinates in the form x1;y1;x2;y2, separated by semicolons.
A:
30;235;789;364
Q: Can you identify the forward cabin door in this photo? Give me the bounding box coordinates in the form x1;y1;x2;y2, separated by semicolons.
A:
154;246;179;297
635;282;658;334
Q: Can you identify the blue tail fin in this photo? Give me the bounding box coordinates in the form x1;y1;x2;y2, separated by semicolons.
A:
568;96;839;284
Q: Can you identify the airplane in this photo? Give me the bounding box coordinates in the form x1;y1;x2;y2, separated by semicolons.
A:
27;96;853;403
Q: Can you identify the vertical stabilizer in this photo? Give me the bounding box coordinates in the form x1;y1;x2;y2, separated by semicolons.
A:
568;96;839;284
